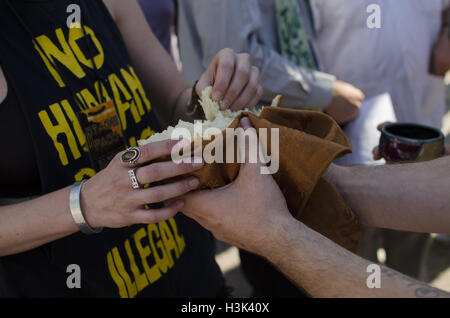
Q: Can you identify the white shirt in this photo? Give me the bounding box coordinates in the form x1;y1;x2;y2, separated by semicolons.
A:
177;0;336;110
311;0;450;128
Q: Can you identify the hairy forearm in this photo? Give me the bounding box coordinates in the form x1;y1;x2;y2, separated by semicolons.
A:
265;217;450;298
325;158;450;234
0;187;78;256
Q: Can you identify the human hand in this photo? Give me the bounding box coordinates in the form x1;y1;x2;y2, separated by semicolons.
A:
196;48;263;111
325;80;365;125
80;140;204;229
179;117;292;255
430;27;450;77
372;122;391;160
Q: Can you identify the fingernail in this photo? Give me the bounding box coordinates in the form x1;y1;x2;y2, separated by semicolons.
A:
213;91;221;101
189;178;199;188
220;100;229;109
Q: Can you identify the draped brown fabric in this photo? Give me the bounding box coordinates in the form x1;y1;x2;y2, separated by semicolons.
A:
154;107;363;251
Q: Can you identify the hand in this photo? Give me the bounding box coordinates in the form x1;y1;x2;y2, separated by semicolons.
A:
325;80;365;125
196;48;263;111
372;122;391;160
179;117;292;255
430;27;450;77
80;140;204;229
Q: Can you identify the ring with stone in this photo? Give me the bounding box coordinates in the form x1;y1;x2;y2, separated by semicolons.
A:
128;168;143;189
121;147;141;165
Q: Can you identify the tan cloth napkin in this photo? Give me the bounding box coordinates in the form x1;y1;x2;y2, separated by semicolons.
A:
154;107;362;251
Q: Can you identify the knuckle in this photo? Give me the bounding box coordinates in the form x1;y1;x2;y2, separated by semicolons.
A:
140;144;151;161
239;53;251;63
237;66;250;79
112;173;124;189
113;152;122;165
226;88;239;100
148;189;163;203
249;82;258;93
221;47;234;56
177;180;191;194
257;85;264;98
142;212;157;224
251;66;260;76
220;59;234;72
145;165;160;182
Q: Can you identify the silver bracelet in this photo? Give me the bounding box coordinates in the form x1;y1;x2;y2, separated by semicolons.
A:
69;180;103;235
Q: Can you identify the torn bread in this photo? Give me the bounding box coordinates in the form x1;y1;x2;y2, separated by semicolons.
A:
139;87;281;145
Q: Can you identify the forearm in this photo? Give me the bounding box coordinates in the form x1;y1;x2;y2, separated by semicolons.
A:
0;187;79;256
325;158;450;234
265;216;450;298
107;0;191;126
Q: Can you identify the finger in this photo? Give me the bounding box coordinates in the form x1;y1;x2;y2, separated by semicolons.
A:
445;145;450;156
239;116;253;130
220;53;252;109
132;177;200;204
136;160;204;184
377;122;392;132
229;66;260;111
245;83;263;111
372;146;382;160
129;200;183;224
178;189;210;215
236;117;259;164
212;48;236;102
120;139;183;166
196;69;213;96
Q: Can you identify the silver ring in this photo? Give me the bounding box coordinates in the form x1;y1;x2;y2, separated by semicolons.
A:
121;147;141;165
128;168;143;189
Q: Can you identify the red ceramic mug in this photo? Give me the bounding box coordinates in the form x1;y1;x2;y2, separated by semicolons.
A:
379;123;445;163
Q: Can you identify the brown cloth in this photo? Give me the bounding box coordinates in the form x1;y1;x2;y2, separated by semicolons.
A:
156;107;363;251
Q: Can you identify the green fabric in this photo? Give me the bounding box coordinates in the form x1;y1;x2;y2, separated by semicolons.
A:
275;0;316;69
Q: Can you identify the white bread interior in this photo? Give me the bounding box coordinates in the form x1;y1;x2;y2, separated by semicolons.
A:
139;86;280;145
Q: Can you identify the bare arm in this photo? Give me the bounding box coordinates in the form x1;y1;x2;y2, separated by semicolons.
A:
0;1;262;256
104;0;262;124
180;117;450;298
266;216;450;298
103;0;191;126
325;157;450;234
0;188;80;255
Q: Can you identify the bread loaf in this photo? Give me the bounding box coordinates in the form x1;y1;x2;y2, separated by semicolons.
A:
139;87;280;145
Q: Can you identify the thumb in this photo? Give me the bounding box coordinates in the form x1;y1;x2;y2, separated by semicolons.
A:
377;121;392;132
237;117;265;177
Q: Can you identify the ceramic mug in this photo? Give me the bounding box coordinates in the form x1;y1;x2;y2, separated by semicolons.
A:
379;123;445;163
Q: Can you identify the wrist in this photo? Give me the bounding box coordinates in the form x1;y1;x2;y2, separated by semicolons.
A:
256;211;298;258
78;179;101;230
323;163;346;190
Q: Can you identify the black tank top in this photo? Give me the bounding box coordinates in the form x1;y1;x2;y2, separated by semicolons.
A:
0;69;41;197
0;0;223;297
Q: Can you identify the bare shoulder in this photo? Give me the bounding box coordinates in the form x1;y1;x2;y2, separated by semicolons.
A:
0;66;7;104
